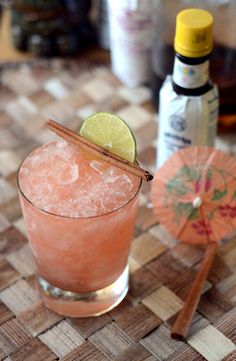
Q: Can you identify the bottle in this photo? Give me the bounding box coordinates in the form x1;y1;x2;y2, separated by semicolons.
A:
98;0;110;50
151;0;236;131
107;0;152;87
157;8;219;167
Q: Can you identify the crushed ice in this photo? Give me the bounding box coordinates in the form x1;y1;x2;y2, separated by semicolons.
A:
19;141;138;218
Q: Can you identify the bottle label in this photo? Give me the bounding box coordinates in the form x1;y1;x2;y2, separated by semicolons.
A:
173;57;209;89
157;76;219;168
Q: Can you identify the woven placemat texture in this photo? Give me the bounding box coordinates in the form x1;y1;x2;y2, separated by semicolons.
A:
0;61;235;361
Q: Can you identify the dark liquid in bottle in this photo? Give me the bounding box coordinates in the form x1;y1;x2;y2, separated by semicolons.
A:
151;44;236;115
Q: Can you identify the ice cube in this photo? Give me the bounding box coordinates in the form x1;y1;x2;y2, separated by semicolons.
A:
107;173;133;191
45;159;79;186
60;164;79;185
117;174;133;192
54;140;76;162
90;160;106;174
102;167;120;183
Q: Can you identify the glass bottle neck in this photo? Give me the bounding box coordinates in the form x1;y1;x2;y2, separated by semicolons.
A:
173;55;209;89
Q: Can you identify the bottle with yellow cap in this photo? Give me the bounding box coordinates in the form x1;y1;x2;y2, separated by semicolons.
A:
157;8;219;168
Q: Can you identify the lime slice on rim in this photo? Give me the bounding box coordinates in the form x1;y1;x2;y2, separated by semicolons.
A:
79;112;136;163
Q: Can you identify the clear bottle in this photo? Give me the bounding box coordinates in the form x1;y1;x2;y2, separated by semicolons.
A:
108;0;152;87
157;8;219;167
151;0;236;131
98;0;110;50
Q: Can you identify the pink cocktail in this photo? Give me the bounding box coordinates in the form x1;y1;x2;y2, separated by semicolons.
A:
18;140;141;317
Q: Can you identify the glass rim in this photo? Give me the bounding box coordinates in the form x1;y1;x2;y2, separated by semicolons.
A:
17;148;142;220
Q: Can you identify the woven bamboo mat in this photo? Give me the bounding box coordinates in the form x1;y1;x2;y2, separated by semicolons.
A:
0;61;235;361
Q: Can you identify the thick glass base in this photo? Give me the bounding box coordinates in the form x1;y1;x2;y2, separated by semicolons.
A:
37;265;129;317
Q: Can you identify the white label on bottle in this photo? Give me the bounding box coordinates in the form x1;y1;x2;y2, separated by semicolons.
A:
173;57;209;89
157;76;219;168
108;0;152;87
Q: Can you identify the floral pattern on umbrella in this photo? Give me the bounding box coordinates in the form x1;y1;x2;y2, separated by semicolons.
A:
151;147;236;244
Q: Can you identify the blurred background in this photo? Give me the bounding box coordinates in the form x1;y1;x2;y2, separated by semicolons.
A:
1;0;236;132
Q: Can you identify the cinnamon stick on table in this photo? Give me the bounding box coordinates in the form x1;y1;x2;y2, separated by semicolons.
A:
46;119;153;182
171;242;218;340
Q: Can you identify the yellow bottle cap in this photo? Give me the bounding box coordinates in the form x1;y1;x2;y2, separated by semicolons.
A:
174;9;213;58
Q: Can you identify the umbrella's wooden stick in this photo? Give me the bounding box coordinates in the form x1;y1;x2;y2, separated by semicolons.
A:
171;242;217;341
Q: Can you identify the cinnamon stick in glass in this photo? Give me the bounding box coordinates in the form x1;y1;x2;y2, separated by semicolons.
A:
46;119;153;182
